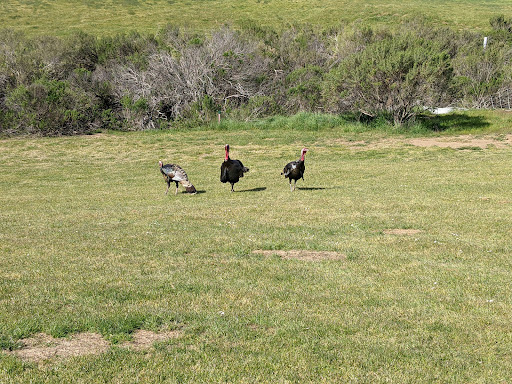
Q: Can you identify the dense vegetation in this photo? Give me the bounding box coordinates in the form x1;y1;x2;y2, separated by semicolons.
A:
1;16;511;135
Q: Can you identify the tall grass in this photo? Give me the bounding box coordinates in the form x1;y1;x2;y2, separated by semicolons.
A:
205;110;512;136
1;120;512;382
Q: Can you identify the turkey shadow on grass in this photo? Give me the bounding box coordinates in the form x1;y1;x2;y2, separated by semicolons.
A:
237;187;267;193
296;187;327;191
178;190;206;194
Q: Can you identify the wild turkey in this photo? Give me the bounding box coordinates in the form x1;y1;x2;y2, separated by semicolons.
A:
282;148;308;191
159;161;196;195
220;144;249;192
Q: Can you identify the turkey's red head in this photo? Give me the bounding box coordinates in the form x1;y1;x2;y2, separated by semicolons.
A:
158;160;163;168
301;148;308;161
224;144;230;160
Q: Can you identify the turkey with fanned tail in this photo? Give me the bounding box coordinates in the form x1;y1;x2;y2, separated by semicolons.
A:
220;144;249;192
282;148;308;191
159;161;196;195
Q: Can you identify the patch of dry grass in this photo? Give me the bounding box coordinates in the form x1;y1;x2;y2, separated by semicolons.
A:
253;249;346;261
383;229;422;235
6;333;109;362
5;330;183;362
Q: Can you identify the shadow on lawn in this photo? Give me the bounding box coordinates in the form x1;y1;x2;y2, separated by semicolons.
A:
420;113;490;132
296;187;327;191
237;187;267;192
178;190;206;194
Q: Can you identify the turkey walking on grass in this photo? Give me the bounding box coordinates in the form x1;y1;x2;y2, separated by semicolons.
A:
282;148;308;191
159;161;196;195
220;144;249;192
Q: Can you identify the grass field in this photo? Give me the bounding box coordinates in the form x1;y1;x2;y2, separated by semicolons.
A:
2;0;511;36
1;114;512;382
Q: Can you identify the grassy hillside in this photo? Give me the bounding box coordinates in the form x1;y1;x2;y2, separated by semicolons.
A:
1;119;512;382
2;0;511;36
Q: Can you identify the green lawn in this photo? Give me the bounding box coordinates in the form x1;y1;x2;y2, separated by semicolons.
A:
2;0;511;36
1;116;512;382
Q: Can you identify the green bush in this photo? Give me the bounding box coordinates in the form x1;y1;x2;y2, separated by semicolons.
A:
453;41;511;108
285;65;324;113
324;30;453;125
489;15;512;43
5;78;100;135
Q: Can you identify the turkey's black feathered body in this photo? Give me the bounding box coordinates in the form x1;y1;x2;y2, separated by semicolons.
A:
159;161;196;195
282;148;308;191
220;145;249;192
282;160;305;182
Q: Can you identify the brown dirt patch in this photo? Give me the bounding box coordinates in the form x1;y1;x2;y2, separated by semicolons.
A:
253;249;345;261
383;229;422;236
246;323;277;335
330;134;512;150
409;137;502;149
329;137;402;150
8;332;109;362
5;330;183;362
247;323;262;331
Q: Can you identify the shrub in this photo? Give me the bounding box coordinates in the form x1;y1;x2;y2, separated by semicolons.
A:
453;41;511;108
5;77;100;135
489;15;512;43
324;31;453;125
2;19;512;135
285;65;324;113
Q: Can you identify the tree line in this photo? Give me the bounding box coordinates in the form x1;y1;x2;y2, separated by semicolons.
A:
1;16;511;135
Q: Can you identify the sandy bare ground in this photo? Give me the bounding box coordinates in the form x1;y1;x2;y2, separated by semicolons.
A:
334;134;512;150
408;134;512;149
6;333;109;362
4;329;182;362
253;249;346;261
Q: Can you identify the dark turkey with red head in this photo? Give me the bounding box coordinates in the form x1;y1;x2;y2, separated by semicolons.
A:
281;148;308;191
159;161;196;195
220;144;249;192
